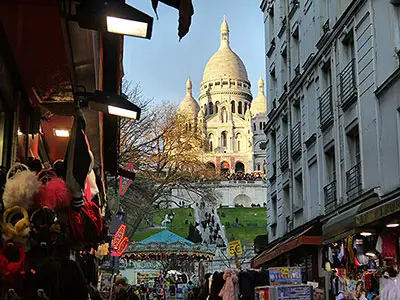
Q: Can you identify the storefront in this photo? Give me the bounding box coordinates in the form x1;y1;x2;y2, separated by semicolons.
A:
0;1;127;298
322;191;400;299
251;219;323;285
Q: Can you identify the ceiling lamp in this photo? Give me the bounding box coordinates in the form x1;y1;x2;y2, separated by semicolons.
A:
75;90;141;120
360;232;372;237
75;1;153;39
53;129;70;137
386;223;400;228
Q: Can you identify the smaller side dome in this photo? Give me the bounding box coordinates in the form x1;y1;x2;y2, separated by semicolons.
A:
178;77;200;116
251;75;267;115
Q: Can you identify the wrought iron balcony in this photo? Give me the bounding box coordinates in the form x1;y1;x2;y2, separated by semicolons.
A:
319;86;333;131
340;59;358;110
346;162;362;200
291;121;301;160
324;180;337;214
280;136;289;171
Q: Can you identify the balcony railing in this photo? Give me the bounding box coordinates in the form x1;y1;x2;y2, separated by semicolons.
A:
346;162;362;200
324;180;337;214
319;86;333;131
291;121;301;160
280;136;289;171
340;59;358;110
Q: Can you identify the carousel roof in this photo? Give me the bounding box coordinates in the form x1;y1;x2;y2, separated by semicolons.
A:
122;230;215;261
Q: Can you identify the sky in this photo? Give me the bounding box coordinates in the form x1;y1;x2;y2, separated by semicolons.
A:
123;0;265;105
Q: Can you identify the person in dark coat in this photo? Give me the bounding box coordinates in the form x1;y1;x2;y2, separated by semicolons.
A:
114;277;140;300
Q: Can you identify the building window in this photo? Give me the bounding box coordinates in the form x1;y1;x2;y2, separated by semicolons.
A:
257;164;261;171
215;101;220;113
244;103;248;113
259;122;263;130
231;101;235;113
208;133;214;152
294;174;304;208
253;123;256;131
203;104;207;116
208;102;214;115
238;102;243;114
346;126;361;199
221;131;227;147
236;133;242;152
221;107;228;123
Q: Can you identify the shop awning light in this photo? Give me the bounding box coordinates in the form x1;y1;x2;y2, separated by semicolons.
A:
75;90;141;120
75;1;153;39
108;105;138;119
106;16;148;37
53;129;70;137
386;223;400;228
360;232;372;237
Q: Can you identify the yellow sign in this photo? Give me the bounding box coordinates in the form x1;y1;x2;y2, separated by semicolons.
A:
281;268;289;276
228;240;243;256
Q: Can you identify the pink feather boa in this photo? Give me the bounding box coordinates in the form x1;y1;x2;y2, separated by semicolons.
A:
219;269;239;300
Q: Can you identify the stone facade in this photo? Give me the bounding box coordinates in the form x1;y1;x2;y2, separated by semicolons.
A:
175;17;268;208
260;0;400;256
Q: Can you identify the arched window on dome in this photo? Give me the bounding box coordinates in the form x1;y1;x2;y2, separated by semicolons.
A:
238;102;243;114
221;107;228;123
244;103;248;113
203;104;207;116
253;123;256;132
257;163;261;171
259;122;263;130
231;101;235;113
221;131;227;148
215;102;220;113
208;102;214;115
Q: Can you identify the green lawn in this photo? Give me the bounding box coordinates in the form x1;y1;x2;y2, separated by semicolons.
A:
132;208;194;241
218;207;267;246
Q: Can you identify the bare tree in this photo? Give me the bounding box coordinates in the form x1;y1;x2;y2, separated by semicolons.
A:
108;81;220;238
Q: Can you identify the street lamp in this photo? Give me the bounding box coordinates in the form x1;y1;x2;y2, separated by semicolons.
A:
75;0;153;39
75;90;141;120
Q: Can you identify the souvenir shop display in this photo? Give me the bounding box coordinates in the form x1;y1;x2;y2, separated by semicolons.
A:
0;108;110;300
324;229;400;300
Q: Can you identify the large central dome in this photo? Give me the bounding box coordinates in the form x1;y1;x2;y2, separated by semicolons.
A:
202;17;249;83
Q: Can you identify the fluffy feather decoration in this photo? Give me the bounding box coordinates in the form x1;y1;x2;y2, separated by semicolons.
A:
3;170;40;209
35;177;72;210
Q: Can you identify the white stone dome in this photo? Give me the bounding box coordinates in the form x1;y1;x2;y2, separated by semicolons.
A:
251;75;267;115
202;17;249;83
178;77;200;115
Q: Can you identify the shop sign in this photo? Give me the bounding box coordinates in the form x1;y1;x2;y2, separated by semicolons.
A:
120;162;134;195
227;240;243;256
356;197;400;227
269;267;302;286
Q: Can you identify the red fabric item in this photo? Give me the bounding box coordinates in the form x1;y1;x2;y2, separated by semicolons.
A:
81;199;103;238
68;208;85;241
0;245;26;280
381;233;396;259
35;177;72;209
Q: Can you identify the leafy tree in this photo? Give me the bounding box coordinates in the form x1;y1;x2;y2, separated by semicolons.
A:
108;81;219;238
